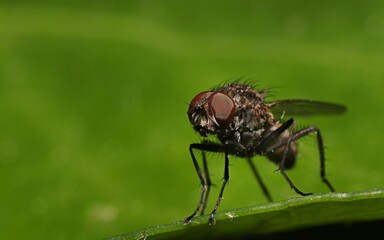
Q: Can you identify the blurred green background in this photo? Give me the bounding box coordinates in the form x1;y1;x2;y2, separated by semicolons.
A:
1;0;383;239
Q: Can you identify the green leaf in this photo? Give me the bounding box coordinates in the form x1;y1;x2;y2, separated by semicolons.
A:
106;189;384;240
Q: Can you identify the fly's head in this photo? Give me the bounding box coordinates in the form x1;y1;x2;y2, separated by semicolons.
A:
188;91;236;137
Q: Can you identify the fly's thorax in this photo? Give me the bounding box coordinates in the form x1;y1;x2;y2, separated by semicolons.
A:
217;104;273;147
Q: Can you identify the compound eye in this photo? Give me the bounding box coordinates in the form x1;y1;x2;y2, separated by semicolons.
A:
188;91;213;111
208;92;236;127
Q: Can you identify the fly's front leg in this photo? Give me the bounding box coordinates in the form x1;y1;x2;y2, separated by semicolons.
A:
184;142;226;225
184;144;208;224
200;151;212;216
208;143;229;226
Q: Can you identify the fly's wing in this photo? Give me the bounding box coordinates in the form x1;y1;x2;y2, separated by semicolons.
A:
266;99;347;117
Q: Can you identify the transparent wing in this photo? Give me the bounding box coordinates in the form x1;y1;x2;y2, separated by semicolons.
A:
266;99;347;117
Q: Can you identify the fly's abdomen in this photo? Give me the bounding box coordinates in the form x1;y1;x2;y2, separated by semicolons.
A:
263;124;298;169
266;142;297;169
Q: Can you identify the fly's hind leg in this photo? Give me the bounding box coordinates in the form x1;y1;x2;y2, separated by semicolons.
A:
257;118;311;196
264;121;335;193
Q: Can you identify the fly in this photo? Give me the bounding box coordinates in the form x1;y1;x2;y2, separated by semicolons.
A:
184;82;346;225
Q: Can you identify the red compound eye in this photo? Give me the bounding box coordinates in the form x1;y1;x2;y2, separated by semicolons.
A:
189;91;213;111
208;92;236;127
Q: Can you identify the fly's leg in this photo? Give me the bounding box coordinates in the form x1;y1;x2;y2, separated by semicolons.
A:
256;118;311;196
184;142;227;225
184;144;208;224
278;118;311;195
246;157;273;202
221;140;273;202
200;151;212;216
208;145;229;226
266;126;335;192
